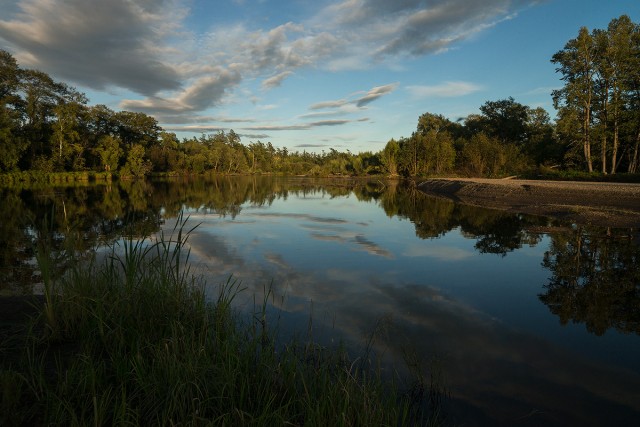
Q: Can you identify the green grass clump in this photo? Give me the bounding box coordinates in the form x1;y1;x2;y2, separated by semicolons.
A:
529;166;640;183
1;216;439;426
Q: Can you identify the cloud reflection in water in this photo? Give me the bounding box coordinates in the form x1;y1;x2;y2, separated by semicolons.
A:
163;188;640;427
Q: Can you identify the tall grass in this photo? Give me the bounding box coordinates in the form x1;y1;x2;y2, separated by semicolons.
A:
1;215;442;426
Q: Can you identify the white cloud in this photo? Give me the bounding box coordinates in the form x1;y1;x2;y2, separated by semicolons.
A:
355;83;399;107
163;125;227;133
262;71;294;90
0;0;187;95
523;86;560;95
120;70;242;117
0;0;541;125
310;83;399;113
257;104;279;111
407;81;483;98
243;120;352;131
310;99;350;110
311;0;539;65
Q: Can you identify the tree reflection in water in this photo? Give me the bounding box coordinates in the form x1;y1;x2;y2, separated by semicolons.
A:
539;226;640;336
2;176;639;426
2;175;638;341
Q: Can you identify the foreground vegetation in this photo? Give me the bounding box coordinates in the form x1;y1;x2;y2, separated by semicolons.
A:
0;217;440;426
1;15;639;181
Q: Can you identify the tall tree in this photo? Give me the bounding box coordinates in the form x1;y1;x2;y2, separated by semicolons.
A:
113;111;160;148
526;107;561;166
621;18;640;173
592;28;613;173
0;50;25;171
461;133;504;177
417;113;455;135
421;129;456;174
381;138;400;176
121;143;151;177
552;27;596;172
606;15;637;174
398;136;419;176
51;100;86;170
94;135;123;172
478;97;530;147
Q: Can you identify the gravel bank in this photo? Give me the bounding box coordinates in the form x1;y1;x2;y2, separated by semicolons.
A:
417;178;640;228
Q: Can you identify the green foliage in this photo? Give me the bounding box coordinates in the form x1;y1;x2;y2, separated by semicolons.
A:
530;165;640;183
553;15;640;174
421;130;456;175
461;133;504;177
121;144;151;178
2;14;639;183
478;97;529;146
0;107;26;172
50;101;85;171
94;135;123;172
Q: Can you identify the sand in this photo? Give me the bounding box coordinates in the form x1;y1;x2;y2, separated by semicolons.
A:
417;178;640;228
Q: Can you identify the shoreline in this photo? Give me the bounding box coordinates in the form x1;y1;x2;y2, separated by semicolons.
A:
417;178;640;228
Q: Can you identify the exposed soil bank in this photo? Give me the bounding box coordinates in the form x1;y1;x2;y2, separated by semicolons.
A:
417;178;640;228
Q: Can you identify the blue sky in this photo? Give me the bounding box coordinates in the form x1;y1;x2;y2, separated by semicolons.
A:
0;0;638;154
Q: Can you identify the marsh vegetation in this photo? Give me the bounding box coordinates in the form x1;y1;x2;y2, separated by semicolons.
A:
1;216;441;426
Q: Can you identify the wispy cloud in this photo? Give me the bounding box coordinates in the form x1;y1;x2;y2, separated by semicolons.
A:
406;81;483;98
295;143;330;148
120;71;242;115
355;83;399;107
162;125;229;134
243;119;352;132
158;114;256;125
262;71;294;90
310;99;350;110
313;0;538;64
311;83;399;111
523;86;560;96
0;0;541;131
240;133;270;139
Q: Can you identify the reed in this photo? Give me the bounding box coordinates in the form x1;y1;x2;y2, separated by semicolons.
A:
1;215;442;426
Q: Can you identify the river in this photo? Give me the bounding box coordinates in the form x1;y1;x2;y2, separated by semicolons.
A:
2;175;639;426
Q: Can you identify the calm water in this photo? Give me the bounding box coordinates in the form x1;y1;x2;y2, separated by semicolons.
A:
2;176;639;426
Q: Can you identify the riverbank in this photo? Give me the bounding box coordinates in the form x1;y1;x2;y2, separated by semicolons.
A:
0;221;435;426
417;178;640;228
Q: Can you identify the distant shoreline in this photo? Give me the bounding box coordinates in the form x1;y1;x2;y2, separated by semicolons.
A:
417;178;640;228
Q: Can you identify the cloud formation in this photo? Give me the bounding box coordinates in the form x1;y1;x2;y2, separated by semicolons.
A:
120;70;242;114
407;81;483;98
0;0;185;95
243;119;352;132
0;0;541;130
313;0;536;64
355;83;399;107
262;71;294;90
310;83;398;113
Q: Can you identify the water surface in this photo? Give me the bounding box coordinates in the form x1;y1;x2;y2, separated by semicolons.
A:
2;176;639;426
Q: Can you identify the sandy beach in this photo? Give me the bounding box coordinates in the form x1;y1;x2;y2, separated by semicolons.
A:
417;178;640;228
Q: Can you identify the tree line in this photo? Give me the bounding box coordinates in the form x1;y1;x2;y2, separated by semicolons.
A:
383;15;640;178
1;15;638;180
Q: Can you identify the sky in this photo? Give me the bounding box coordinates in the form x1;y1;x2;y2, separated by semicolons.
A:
0;0;638;154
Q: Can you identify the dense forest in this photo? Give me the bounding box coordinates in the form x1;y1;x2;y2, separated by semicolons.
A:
0;15;638;182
